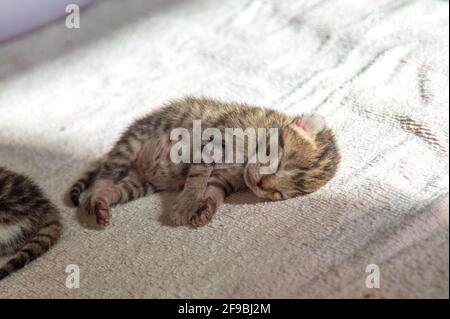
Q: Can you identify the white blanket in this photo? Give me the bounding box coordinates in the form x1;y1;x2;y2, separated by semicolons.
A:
0;0;448;298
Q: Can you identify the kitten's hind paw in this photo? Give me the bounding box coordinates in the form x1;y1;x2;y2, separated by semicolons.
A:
84;197;111;227
94;200;110;227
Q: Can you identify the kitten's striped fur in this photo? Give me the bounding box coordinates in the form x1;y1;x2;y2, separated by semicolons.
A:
70;97;340;227
0;167;61;280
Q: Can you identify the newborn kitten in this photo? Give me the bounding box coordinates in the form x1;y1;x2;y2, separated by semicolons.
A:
70;97;340;227
0;167;61;280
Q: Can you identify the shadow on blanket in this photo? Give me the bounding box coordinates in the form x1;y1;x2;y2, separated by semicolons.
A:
0;0;192;82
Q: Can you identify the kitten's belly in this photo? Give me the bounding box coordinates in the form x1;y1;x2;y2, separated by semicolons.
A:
136;137;188;191
135;136;248;193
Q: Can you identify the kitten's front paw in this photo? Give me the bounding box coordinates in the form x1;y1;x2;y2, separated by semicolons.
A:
170;197;216;227
190;197;217;227
83;196;111;227
170;201;195;226
170;193;201;226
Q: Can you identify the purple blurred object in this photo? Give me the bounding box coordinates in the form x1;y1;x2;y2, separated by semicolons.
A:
0;0;94;42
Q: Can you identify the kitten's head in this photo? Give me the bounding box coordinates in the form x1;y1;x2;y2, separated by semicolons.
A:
244;114;340;201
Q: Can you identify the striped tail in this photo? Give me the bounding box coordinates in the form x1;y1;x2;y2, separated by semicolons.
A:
0;209;61;281
70;162;102;207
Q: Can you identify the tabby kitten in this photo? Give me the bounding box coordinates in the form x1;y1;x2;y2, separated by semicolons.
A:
70;97;340;227
0;167;61;280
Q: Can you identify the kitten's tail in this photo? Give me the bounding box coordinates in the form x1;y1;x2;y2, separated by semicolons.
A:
0;208;61;281
70;160;102;206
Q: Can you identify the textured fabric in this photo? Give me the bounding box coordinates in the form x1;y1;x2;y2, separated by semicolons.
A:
0;0;448;298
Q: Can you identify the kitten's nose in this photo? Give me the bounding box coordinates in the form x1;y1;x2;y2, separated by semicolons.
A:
257;176;272;190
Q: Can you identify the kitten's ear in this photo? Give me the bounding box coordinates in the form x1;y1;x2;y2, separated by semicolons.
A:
291;114;325;137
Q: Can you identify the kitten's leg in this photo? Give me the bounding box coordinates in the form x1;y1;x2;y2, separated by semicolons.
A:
83;170;153;226
170;164;213;226
70;158;104;206
189;168;244;227
189;183;226;227
71;146;138;208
